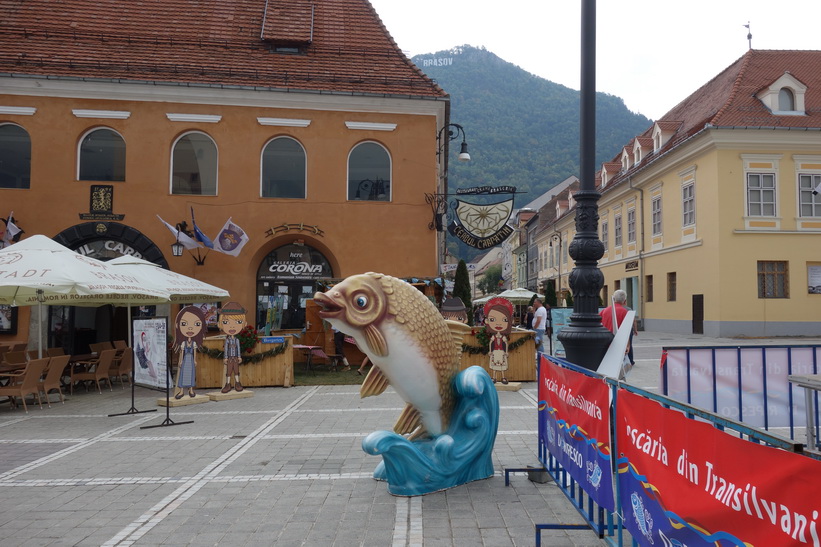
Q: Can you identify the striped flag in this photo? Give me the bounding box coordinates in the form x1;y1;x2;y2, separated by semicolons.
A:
190;207;214;249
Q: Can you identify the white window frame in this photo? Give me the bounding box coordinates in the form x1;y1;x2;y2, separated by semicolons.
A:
347;141;392;202
601;220;609;253
798;172;821;218
682;183;695;227
260;136;307;199
746;172;777;217
614;213;623;248
170;131;218;196
651;196;663;235
627;208;636;244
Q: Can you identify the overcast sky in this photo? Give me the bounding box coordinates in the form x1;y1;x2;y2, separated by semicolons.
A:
368;0;821;120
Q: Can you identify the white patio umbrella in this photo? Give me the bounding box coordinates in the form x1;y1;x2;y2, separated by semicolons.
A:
496;287;544;305
472;293;498;305
0;235;168;307
0;235;170;356
106;255;229;304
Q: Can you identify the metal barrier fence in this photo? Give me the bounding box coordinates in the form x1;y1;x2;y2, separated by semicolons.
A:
506;353;813;547
660;344;821;449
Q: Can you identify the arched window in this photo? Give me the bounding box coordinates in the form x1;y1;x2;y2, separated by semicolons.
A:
171;132;217;195
261;137;306;199
0;124;31;189
78;128;126;181
778;88;795;111
348;141;391;201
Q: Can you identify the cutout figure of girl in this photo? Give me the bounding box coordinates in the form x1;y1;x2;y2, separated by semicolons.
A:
484;297;513;385
173;305;207;399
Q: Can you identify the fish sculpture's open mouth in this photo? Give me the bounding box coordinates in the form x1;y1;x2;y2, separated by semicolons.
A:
313;292;342;319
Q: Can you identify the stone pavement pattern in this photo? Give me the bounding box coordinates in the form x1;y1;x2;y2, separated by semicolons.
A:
0;380;602;546
2;331;818;546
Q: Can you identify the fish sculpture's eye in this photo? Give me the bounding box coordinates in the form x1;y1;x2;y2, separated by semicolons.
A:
354;294;369;309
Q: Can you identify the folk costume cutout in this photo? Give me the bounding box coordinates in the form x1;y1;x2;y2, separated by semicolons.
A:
173;305;207;399
484;297;513;385
219;301;247;393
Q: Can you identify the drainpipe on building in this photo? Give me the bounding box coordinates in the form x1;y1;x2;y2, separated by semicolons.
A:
629;176;645;331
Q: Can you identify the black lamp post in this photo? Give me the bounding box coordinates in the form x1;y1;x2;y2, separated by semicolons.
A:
556;0;613;371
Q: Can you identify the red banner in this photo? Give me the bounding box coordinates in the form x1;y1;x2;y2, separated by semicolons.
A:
617;389;821;546
539;355;614;510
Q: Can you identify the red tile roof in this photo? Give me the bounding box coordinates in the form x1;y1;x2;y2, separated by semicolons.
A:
0;0;445;98
601;50;821;189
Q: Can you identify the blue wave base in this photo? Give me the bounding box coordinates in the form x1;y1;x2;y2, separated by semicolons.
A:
362;365;500;496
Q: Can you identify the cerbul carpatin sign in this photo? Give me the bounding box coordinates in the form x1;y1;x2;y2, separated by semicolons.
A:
447;186;518;249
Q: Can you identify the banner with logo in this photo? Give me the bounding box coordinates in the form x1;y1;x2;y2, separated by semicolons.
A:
538;355;614;510
616;389;821;546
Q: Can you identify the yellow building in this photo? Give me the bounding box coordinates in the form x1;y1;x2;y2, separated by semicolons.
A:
543;50;821;337
0;0;450;350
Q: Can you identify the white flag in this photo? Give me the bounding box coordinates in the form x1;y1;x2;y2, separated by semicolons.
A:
157;215;201;250
2;212;21;247
213;217;249;257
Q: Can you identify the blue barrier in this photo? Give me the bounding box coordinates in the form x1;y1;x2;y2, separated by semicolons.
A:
506;351;813;546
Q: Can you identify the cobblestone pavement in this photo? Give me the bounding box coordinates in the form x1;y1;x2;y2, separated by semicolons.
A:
2;331;818;546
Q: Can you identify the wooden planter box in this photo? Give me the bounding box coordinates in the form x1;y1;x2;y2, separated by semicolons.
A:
459;329;536;382
195;337;293;388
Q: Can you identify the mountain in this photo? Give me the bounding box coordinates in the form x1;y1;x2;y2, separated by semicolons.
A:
413;45;651;205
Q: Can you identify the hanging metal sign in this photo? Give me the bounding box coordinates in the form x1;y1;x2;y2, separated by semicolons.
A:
448;197;515;249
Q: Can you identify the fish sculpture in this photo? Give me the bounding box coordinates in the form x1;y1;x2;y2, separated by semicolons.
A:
314;272;471;438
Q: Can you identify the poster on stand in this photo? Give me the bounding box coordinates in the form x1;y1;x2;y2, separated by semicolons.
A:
538;354;614;510
549;307;573;357
132;317;168;390
616;389;821;546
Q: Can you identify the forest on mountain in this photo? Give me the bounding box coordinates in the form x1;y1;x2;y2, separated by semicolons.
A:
412;46;652;260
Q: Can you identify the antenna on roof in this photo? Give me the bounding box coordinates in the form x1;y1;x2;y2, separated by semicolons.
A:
743;22;752;50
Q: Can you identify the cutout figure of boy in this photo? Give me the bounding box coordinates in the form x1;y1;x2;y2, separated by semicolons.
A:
440;296;468;324
219;301;247;393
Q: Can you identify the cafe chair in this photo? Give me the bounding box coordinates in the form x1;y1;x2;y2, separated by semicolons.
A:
70;348;116;394
39;354;71;406
46;347;66;357
89;342;113;354
110;348;132;389
0;357;48;412
1;351;28;369
112;340;127;349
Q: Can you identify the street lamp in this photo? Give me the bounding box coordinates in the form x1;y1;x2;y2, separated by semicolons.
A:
437;123;471;163
549;233;562;303
171;230;184;257
556;0;613;371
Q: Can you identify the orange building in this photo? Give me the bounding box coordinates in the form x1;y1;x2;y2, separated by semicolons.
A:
0;0;449;351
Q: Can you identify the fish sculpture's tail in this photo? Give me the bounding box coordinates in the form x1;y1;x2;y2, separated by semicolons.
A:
362;366;499;496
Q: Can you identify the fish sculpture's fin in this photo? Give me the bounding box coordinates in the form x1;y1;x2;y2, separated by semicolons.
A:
444;320;473;360
393;403;424;437
360;365;390;399
364;323;388;357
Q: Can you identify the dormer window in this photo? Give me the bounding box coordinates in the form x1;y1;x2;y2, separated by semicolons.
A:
778;88;795;111
652;121;682;153
621;149;631;171
261;1;314;53
757;72;806;115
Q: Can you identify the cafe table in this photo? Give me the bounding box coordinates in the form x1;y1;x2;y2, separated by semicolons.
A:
292;345;328;373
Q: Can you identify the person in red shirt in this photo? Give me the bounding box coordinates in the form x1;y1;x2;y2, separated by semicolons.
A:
599;289;637;365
